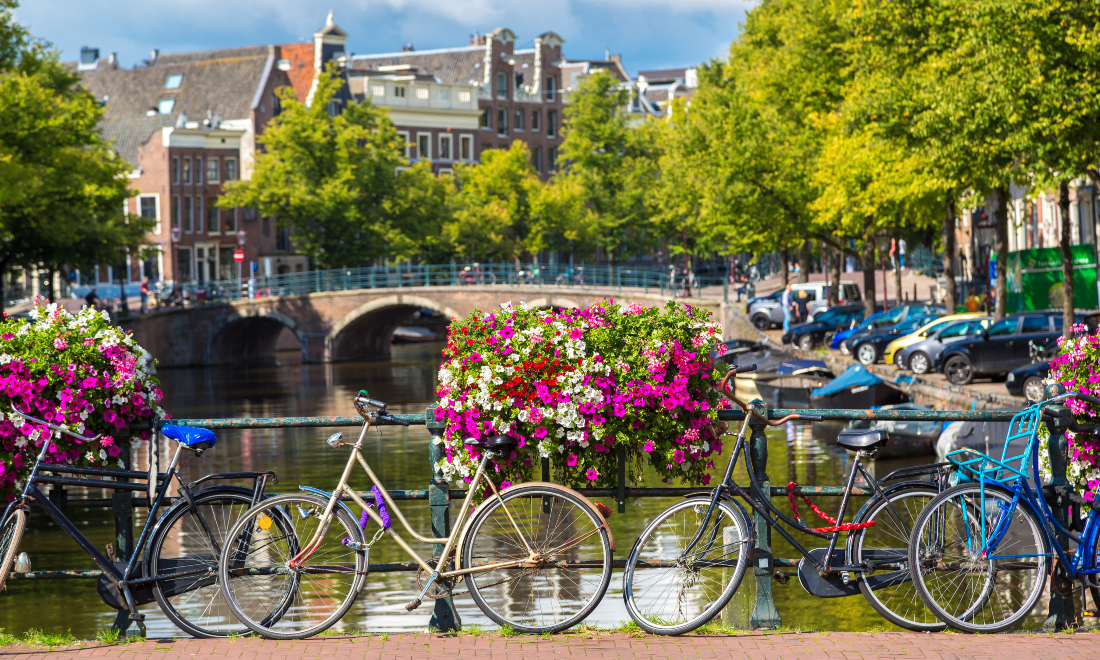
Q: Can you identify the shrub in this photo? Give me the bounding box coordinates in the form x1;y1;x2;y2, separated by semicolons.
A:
434;299;727;492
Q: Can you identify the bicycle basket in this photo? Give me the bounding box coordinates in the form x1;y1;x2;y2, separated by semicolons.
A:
945;405;1042;483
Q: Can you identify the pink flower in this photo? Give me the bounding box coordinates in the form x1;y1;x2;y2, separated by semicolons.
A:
585;468;599;481
567;454;578;467
643;440;655;452
53;338;68;351
673;449;685;464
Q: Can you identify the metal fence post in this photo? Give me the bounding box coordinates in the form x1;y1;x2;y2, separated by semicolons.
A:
1045;407;1077;630
426;404;460;632
111;436;135;634
748;400;781;629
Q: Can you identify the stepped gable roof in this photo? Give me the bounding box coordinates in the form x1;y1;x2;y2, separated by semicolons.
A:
98;114;178;167
350;46;484;86
76;45;271;122
280;43;315;102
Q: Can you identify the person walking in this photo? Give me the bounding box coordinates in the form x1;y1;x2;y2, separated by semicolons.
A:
84;288;98;309
796;290;810;324
889;238;898;271
898;238;907;270
782;284;793;331
140;276;150;314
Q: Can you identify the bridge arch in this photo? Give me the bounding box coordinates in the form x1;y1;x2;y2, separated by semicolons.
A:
330;294;460;361
522;296;580;310
208;309;304;364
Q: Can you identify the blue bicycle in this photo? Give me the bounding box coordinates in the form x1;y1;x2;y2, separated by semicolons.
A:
907;388;1100;632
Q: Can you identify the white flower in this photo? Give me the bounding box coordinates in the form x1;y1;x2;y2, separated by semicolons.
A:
130;438;142;449
538;441;552;458
0;354;12;365
100;310;111;322
99;449;108;460
117;460;126;469
85;451;96;462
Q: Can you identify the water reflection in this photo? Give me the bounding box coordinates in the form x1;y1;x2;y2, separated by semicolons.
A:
1;343;945;636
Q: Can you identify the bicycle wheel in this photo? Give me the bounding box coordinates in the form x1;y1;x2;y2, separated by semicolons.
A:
147;487;264;638
218;493;366;639
0;508;27;591
622;497;751;635
908;483;1049;633
848;485;946;632
462;484;613;633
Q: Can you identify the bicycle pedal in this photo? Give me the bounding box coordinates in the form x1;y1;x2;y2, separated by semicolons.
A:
405;598;422;612
773;569;790;585
129;612;146;622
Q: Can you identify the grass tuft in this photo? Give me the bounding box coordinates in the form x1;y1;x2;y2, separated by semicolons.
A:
498;625;519;638
379;633;390;642
94;629;121;644
460;625;486;638
692;621;743;636
21;629;78;648
0;629;16;646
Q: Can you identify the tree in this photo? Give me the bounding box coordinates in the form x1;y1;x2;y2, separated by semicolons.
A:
221;66;444;268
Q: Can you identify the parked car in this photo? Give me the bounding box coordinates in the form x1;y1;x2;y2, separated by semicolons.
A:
748;281;862;330
840;304;946;357
850;315;942;365
936;312;1077;385
883;312;989;367
832;311;885;355
782;304;866;351
1006;361;1050;402
896;317;992;374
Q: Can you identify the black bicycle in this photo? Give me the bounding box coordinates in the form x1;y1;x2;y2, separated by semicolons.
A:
622;365;954;635
0;407;278;638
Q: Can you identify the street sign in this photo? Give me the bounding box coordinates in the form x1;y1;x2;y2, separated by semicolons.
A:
234;250;244;263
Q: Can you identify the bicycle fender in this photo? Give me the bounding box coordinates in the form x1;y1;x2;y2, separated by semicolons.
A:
298;486;359;524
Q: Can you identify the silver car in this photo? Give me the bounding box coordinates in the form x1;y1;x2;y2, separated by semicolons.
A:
898;317;992;374
748;282;861;330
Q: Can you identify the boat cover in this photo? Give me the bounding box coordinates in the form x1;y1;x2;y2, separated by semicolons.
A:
776;359;831;375
811;364;881;398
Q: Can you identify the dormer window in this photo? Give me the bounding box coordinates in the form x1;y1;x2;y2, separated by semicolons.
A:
158;99;175;114
165;74;183;89
395;86;406;98
496;72;507;99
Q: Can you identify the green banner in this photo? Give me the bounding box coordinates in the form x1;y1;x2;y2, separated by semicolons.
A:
1006;244;1098;312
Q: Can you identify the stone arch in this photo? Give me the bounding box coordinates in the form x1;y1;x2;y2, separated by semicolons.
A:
208;309;304;364
330;294;460;361
523;296;580;311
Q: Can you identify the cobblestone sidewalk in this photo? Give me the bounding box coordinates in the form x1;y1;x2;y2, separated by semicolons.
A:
2;631;1097;659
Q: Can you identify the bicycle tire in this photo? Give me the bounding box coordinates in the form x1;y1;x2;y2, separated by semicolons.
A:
462;484;612;634
218;493;366;639
0;508;27;592
848;485;946;632
623;497;751;635
908;483;1049;633
147;486;268;638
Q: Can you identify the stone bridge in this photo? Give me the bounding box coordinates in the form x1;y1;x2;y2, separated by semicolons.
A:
121;286;739;367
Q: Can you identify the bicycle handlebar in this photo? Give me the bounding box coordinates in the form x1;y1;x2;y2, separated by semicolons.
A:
380;414;410;427
11;405;103;443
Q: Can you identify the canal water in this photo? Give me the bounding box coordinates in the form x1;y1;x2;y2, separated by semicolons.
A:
2;343;943;638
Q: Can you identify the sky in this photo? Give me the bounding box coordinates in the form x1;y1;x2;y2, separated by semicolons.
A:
14;0;750;76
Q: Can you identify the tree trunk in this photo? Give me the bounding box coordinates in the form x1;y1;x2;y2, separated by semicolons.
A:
46;268;55;303
1059;181;1075;338
862;239;877;318
942;196;958;312
798;241;810;283
780;248;789;287
993;185;1009;320
828;247;842;306
893;229;902;309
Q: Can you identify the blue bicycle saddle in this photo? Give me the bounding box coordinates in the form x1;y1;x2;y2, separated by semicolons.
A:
160;424;218;448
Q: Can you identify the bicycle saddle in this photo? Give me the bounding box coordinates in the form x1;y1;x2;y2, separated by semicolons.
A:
160;424;218;449
463;435;518;450
835;429;888;451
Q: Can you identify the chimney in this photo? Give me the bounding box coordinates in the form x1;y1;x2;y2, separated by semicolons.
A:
150;49;159;66
470;31;481;46
609;54;621;64
107;52;118;69
605;47;610;60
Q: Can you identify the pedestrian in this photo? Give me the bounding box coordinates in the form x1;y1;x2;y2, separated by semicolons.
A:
140;276;150;314
782;284;793;332
84;288;98;309
796;290;810;323
898;238;907;269
889;238;897;271
964;288;981;313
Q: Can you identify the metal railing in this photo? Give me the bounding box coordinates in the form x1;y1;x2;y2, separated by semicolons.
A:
14;403;1082;632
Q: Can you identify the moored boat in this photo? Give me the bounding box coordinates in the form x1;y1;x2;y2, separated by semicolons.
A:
755;359;835;408
392;326;438;343
844;403;945;458
809;364;907;410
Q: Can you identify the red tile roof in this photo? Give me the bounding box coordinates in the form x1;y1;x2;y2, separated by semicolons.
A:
280;43;314;102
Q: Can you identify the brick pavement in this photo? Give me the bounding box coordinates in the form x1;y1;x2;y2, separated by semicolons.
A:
2;631;1097;660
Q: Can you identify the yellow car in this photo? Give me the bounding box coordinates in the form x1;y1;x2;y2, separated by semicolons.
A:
883;312;989;367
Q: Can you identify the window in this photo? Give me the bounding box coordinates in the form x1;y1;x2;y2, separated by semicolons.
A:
417;133;431;160
439;89;449;101
988;318;1018;337
172;195;181;229
226;158;237;181
497;109;507;136
276;226;289;251
224;208;237;232
416;87;429;100
177;247;192;282
172;157;180;184
480;109;491;129
1021;316;1049;334
514;109;524;130
208;201;220;234
263;216;270;237
496;72;507;99
140;196;159;233
195;157;202;185
460;135;472;160
439;134;452;160
459;90;471;103
548;110;557;138
183;196;193;233
533;146;542;172
532;110;540;131
394;86;406;98
182;157;192;184
206;158;219;183
546;76;556;101
937;322;970;340
158;98;175;114
372;85;385;97
164;74;182;89
218;246;236;281
273;96;281;116
549;146;557;171
397;131;410;157
195;196;203;233
327;100;340;116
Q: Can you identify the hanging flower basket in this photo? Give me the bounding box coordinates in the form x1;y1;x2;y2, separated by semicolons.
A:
0;301;165;502
434;299;728;493
1043;323;1100;499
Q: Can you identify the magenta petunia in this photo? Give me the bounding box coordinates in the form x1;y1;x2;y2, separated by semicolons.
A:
585;468;599;481
567;454;578;467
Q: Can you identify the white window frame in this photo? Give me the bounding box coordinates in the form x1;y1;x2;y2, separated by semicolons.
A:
183;157;192;185
416;87;429;100
439;134;453;161
497;109;507;136
514;109;524;131
172;156;180;184
394;86;406;98
439;89;449;101
206;157;220;183
195;156;203;185
183;195;193;233
172;195;181;229
531;110;541;132
496;72;507;99
372;84;386;97
208;200;220;235
397;131;411;157
139;194;160;234
195;195;204;234
417;132;432;160
226;158;238;181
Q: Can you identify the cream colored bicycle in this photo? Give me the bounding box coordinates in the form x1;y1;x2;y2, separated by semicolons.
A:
217;390;614;638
